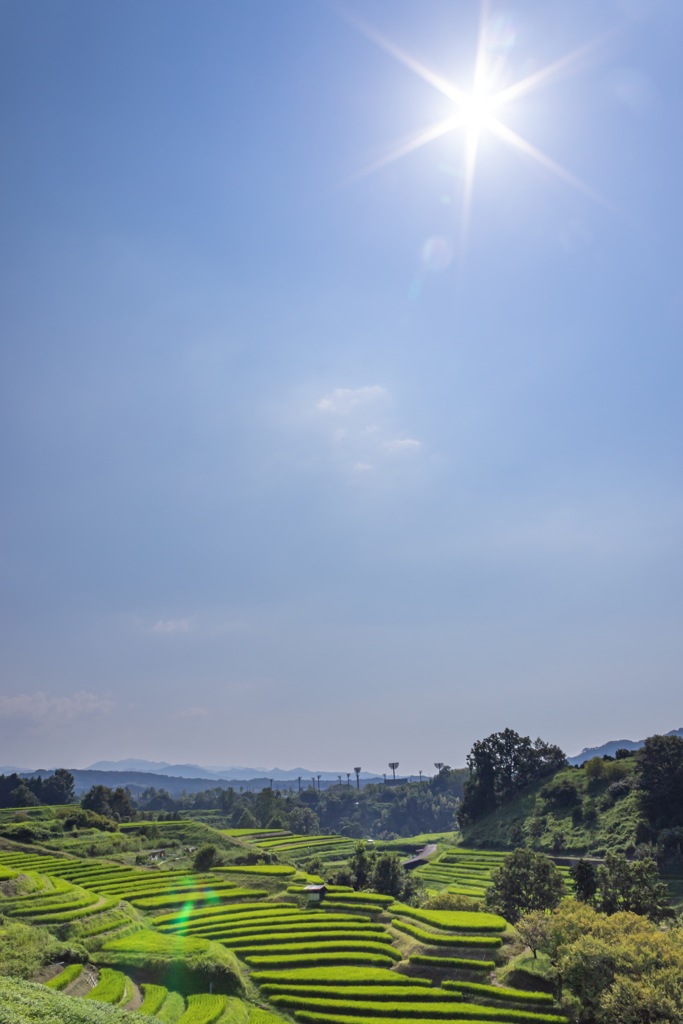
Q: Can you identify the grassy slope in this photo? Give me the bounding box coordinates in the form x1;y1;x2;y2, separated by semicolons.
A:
460;763;641;856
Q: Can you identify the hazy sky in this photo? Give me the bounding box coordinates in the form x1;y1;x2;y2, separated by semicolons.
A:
2;0;682;774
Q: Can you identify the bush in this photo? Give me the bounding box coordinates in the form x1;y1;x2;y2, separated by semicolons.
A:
193;845;221;872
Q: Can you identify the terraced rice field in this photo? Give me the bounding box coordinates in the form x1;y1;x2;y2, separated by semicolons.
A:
0;839;566;1024
413;848;573;898
225;828;357;863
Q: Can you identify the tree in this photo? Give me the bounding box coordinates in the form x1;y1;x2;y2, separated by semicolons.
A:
593;852;671;922
371;852;404;898
81;785;113;817
636;734;683;833
485;848;565;923
515;910;552;958
349;841;374;889
41;769;75;805
460;729;566;824
194;844;220;872
571;859;598;903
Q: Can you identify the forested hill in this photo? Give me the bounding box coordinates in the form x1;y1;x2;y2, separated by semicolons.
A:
458;731;683;864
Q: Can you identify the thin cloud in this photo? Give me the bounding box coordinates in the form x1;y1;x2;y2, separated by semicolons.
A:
173;706;209;720
383;437;422;453
150;619;190;635
316;385;387;414
0;691;115;722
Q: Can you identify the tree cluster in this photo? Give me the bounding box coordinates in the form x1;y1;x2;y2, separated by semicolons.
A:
459;729;567;825
571;852;671;923
0;769;75;809
516;900;683;1023
332;841;423;902
134;770;466;839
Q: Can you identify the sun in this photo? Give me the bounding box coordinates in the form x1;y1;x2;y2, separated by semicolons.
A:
338;3;608;236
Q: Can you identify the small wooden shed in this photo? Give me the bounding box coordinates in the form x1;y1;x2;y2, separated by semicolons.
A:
303;884;327;905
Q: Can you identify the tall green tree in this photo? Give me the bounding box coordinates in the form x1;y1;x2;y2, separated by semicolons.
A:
485;848;565;923
460;729;566;824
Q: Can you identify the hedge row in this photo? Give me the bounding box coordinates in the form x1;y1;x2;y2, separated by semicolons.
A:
271;996;471;1016
246;952;399;969
131;887;267;910
389;905;506;933
442;981;553;1005
235;940;401;959
409;955;495;972
252;968;431;987
292;1006;567;1024
260;986;463;1002
392;920;502;949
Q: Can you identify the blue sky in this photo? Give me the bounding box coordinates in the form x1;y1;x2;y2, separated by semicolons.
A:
1;0;682;773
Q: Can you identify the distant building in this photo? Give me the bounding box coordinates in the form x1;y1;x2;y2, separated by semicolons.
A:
303;884;327;904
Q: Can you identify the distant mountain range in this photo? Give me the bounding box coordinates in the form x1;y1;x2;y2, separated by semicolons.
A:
568;727;683;765
86;759;382;782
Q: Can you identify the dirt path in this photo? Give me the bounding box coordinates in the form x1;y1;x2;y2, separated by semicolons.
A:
123;980;143;1011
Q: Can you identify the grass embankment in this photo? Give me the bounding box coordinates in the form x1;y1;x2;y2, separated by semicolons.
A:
459;762;641;855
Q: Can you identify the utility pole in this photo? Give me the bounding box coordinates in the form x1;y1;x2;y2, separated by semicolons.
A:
388;761;399;781
317;774;321;792
346;772;351;788
297;776;301;793
353;767;361;792
337;775;342;788
418;770;423;783
269;778;273;790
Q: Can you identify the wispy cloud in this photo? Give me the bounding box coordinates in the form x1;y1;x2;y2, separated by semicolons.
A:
310;384;425;477
150;619;191;635
383;437;421;453
316;385;387;414
173;706;209;720
0;691;115;721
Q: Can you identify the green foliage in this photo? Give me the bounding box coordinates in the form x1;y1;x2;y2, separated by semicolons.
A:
45;963;84;989
532;899;683;1022
245;951;399;968
408;954;495;971
291;1004;566;1023
139;982;169;1014
391;919;502;948
390;904;506;932
131;886;266;910
0;920;57;978
636;734;683;835
460;729;567;824
251;967;431;986
156;991;187;1024
260;985;456;1001
193;845;220;873
485;849;564;924
175;993;227;1024
591;852;671;921
0;976;158;1024
441;980;554;1005
85;968;127;1004
96;932;244;996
